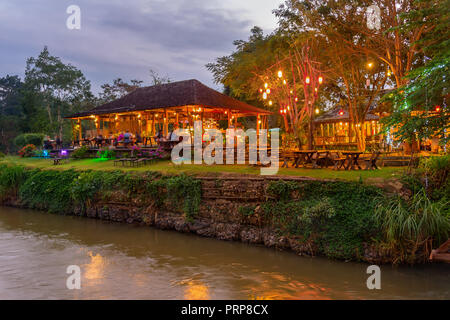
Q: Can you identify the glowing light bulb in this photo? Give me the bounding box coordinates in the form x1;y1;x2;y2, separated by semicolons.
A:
266;88;271;94
318;76;323;84
264;83;268;89
315;108;320;114
263;92;267;100
269;100;273;106
278;70;283;78
305;76;311;84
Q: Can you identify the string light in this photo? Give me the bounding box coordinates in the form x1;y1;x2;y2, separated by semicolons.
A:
266;88;271;94
278;70;283;78
339;109;344;116
263;92;267;99
259;88;263;93
305;76;311;85
315;108;320;114
264;83;268;89
269;100;273;106
318;76;323;84
283;79;287;85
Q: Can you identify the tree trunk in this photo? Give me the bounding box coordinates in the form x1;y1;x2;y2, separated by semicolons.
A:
354;123;366;151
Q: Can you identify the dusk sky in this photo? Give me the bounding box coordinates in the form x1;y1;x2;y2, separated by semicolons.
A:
0;0;283;93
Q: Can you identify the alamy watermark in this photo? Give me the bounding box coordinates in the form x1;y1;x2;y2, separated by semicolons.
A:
366;265;381;290
170;121;280;175
66;265;81;289
66;5;81;30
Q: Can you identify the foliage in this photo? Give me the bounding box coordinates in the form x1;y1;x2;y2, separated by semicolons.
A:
381;0;449;145
239;205;256;217
71;146;90;159
419;154;450;200
0;164;28;198
13;133;45;149
19;169;78;214
0;152;5;158
264;180;383;260
165;174;202;221
97;148;116;159
375;190;450;263
18;144;36;157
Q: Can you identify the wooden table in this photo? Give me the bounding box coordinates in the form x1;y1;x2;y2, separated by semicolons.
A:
292;150;317;168
341;151;363;170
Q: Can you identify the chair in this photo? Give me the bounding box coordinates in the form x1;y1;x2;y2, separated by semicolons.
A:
362;151;381;170
331;151;347;170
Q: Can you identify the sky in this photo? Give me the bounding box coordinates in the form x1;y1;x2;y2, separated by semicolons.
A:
0;0;284;94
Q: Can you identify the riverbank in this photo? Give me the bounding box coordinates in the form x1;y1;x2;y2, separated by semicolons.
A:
0;164;444;264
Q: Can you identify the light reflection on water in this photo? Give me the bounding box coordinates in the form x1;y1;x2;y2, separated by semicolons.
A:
0;206;448;300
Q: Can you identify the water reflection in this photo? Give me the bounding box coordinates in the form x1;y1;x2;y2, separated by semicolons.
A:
0;206;448;300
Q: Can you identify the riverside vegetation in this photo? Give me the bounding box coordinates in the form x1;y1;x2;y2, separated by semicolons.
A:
0;155;448;264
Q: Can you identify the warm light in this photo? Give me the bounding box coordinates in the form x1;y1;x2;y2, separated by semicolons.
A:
318;76;323;84
259;88;263;93
387;69;392;76
278;70;283;78
314;87;318;93
435;105;441;112
284;108;287;114
305;76;311;84
138;113;141;118
339;109;344;116
264;83;268;89
269;100;273;106
287;105;290;110
283;80;287;85
367;62;374;69
263;92;267;99
266;88;271;94
90;115;95;119
258;120;261;124
315;108;320;114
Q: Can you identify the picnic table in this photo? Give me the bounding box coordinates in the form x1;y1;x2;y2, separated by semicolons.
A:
341;151;363;170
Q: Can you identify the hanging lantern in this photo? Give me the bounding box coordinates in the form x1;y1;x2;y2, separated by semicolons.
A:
305;76;311;85
318;76;323;84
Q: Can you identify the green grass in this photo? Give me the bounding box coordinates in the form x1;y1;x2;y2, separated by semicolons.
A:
0;156;404;181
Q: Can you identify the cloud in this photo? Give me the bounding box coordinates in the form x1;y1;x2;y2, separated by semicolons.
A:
0;0;282;93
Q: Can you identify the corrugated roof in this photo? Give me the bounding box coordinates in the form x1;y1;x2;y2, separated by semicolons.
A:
66;79;271;118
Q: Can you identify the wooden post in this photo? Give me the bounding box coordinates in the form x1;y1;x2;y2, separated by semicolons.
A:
78;119;82;141
227;109;231;128
256;113;260;136
164;109;168;136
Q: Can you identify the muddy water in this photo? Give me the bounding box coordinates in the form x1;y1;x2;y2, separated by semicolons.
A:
0;206;448;300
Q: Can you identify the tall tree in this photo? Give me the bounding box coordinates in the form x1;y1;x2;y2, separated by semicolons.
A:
0;75;23;152
24;46;93;137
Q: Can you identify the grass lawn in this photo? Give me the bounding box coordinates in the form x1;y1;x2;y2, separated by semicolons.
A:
0;156;406;182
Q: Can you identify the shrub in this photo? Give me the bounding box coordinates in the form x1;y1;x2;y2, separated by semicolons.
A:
0;164;28;198
97;148;116;159
18;144;37;157
0;151;5;158
71;146;90;159
375;190;450;264
14;133;45;149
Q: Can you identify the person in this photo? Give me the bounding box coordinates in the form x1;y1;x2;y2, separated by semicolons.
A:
123;130;132;147
55;135;62;149
43;135;52;150
168;125;179;141
154;130;164;143
135;132;142;144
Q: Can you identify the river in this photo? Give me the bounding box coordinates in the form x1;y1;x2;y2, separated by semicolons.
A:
0;206;448;300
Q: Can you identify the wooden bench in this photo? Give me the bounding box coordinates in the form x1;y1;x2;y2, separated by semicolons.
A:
361;151;381;170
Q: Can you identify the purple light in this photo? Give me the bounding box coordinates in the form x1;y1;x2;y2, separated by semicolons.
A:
61;150;68;156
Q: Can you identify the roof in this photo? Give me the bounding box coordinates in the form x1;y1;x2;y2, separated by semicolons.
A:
314;106;379;123
67;79;271;118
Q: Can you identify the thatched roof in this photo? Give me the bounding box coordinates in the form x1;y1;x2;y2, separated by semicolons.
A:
314;106;379;123
67;79;271;118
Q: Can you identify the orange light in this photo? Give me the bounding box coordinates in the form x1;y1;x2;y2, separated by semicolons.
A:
283;79;287;85
278;71;283;78
435;105;441;112
339;109;344;116
305;76;311;85
266;88;271;94
287;105;290;110
263;92;267;100
295;97;298;102
318;76;323;84
264;83;268;89
269;100;273;106
259;88;263;93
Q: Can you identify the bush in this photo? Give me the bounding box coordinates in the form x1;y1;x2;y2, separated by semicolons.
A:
18;144;37;157
97;148;116;159
0;164;28;198
14;133;45;149
71;146;90;159
375;190;450;264
0;151;5;158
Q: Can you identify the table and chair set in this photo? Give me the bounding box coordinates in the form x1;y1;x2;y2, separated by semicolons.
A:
281;150;381;170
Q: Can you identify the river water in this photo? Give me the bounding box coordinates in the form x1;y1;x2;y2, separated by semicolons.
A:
0;206;448;300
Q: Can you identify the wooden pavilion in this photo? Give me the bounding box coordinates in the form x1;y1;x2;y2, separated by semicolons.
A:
313;106;382;149
66;79;272;142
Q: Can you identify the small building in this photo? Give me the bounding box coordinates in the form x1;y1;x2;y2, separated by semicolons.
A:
66;79;271;141
313;106;382;149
